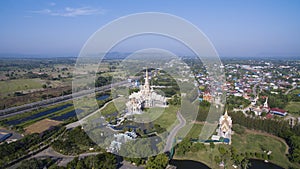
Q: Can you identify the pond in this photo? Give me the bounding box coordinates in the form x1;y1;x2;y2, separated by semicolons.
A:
5;104;73;125
51;109;84;121
169;159;284;169
169;160;210;169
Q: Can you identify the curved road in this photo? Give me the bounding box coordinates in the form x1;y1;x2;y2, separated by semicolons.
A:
285;85;297;95
164;111;186;152
33;147;143;168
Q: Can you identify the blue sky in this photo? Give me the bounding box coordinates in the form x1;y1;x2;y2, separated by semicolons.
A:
0;0;299;57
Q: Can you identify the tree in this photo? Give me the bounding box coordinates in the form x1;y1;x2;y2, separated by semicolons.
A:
209;142;215;150
241;159;251;169
75;160;85;169
218;146;227;155
214;155;221;165
176;138;192;155
124;157;145;166
146;153;169;169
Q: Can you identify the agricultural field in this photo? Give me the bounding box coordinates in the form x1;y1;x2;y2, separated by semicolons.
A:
25;118;62;134
0;78;44;94
0;58;118;109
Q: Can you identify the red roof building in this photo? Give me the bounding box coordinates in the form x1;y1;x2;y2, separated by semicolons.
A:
270;108;287;116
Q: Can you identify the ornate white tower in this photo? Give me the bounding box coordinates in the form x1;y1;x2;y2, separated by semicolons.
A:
217;110;232;144
141;68;151;95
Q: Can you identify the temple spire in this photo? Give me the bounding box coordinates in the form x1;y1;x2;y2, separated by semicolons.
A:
263;97;268;108
145;68;149;84
224;109;228;118
144;68;150;88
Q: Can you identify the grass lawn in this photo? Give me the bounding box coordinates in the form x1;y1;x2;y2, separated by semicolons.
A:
0;78;43;94
153;105;179;131
134;107;166;124
232;131;298;168
177;123;203;140
99;97;126;117
174;129;298;169
285;101;300;115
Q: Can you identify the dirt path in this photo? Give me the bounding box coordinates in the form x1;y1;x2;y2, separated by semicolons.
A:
246;129;289;154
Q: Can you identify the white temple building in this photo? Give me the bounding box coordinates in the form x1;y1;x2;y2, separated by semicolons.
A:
126;69;167;114
251;96;270;116
217;110;232;144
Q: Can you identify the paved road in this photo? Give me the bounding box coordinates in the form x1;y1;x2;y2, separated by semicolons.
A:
0;79;137;119
33;147;144;168
164;111;186;152
33;147;75;158
252;83;259;97
34;146;100;159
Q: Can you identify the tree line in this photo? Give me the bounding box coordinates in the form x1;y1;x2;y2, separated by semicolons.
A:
0;125;64;167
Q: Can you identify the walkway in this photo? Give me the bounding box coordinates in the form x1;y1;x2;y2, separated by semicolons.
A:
33;146;103;166
66;99;114;129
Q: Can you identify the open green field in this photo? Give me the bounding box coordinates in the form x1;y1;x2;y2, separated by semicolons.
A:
101;102;118;116
99;97;126;116
232;132;289;168
153;105;179;131
285;101;300;115
177;123;203;140
174;129;298;169
134;107;166;124
0;78;43;94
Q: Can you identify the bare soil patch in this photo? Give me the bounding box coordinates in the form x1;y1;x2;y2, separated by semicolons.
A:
25;118;61;134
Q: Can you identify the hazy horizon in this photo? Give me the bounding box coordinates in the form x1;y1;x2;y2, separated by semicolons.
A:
1;0;300;57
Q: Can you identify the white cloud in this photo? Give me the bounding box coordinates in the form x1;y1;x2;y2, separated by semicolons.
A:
32;9;52;14
49;2;56;6
31;7;105;17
